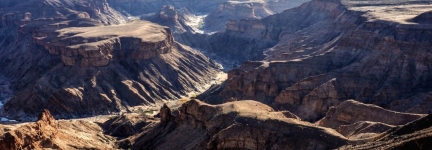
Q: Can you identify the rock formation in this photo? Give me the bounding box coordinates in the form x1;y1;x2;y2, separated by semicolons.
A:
142;5;193;34
317;100;426;129
203;1;272;32
103;113;156;138
200;0;432;121
1;0;432;149
0;109;116;149
34;20;175;67
314;100;426;139
0;0;220;121
341;114;432;149
336;121;395;139
124;99;349;150
411;11;432;24
107;0;308;16
0;101;430;149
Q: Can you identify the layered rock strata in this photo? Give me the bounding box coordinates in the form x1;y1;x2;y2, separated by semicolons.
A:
315;100;426;139
341;114;432;149
202;0;432;122
318;100;426;129
123;99;349;149
0;0;220;121
34;20;174;67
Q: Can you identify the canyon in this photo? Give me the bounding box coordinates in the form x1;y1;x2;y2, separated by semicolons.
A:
0;0;432;149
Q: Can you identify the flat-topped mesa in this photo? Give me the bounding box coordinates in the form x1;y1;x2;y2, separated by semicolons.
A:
33;20;174;67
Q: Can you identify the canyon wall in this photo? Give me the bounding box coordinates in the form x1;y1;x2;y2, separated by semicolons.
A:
203;0;432;122
0;0;220;121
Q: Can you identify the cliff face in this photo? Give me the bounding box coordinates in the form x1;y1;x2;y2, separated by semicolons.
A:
124;99;349;150
34;21;174;67
203;1;271;32
115;0;310;70
0;0;220;121
202;0;432;121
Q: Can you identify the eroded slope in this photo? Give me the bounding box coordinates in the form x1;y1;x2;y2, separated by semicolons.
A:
202;0;432;122
0;0;220;121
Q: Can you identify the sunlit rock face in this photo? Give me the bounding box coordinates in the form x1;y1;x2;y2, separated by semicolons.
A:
123;100;349;150
0;110;116;150
34;21;175;67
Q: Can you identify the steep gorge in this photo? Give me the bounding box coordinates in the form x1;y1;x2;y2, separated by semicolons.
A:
201;0;432;122
0;0;220;121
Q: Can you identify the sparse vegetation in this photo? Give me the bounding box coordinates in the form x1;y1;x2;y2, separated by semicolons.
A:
142;110;155;117
179;97;190;104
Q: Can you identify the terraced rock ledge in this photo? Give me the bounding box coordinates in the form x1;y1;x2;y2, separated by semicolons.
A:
34;21;174;67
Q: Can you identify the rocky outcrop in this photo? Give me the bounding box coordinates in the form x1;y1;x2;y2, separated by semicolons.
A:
203;1;272;32
34;20;174;67
337;121;395;139
126;99;349;150
103;113;156;138
142;5;193;34
225;0;340;41
317;100;425;129
341;115;432;149
0;109;116;149
160;103;174;126
411;11;432;24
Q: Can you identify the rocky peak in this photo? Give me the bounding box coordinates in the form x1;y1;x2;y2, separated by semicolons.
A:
160;103;175;126
0;109;116;149
37;109;56;127
159;5;178;22
142;5;193;34
0;109;60;149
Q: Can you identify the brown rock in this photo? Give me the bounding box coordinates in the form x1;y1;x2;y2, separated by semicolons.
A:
128;99;350;150
203;0;432;121
0;109;116;150
33;20;174;67
160;103;175;126
341;115;432;149
337;121;395;139
103;113;155;137
0;1;220;121
317;100;426;129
